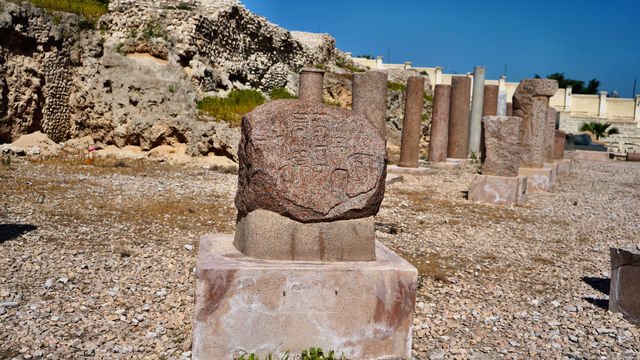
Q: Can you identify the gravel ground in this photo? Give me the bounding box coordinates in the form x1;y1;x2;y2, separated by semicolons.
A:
1;157;639;359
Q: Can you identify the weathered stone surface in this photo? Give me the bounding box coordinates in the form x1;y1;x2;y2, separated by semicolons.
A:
352;70;388;137
468;174;527;206
556;158;571;176
482;85;499;116
398;77;425;168
194;234;418;360
543;162;558;184
518;167;552;192
234;209;375;261
481;116;522;177
427;84;451;162
236;99;387;223
543;106;557;163
609;247;640;324
506;102;513;116
512;79;558;168
448;76;471;159
387;165;432;176
553;130;566;159
298;68;325;103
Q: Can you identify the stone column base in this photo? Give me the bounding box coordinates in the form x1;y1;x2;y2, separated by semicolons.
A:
387;164;432;175
446;158;473;165
386;174;404;185
609;247;640;324
468;174;527;206
555;159;571;176
543;162;559;183
419;160;463;169
518;167;552;191
193;234;418;360
569;150;611;161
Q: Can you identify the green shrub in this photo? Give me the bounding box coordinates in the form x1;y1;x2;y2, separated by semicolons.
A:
269;88;297;100
423;92;433;102
22;0;109;19
197;90;266;126
387;81;406;91
322;99;341;107
78;17;95;30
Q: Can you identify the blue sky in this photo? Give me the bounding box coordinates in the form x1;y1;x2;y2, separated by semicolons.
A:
241;0;639;98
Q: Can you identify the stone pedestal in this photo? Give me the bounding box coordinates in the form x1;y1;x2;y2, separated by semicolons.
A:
569;150;611;162
447;76;471;159
555;159;571;176
468;174;527;206
446;158;472;165
542;162;558;183
481;116;522;177
352;71;388;138
387;164;432;176
553;130;566;160
609;247;640;325
419;161;462;170
193;234;418;360
298;68;325;103
427;84;451;162
518;167;552;191
398;77;425;168
543;106;557;163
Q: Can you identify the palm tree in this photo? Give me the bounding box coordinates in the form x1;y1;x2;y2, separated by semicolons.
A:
578;121;620;140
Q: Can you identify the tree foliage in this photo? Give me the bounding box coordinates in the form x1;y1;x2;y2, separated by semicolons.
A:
579;121;620;139
534;73;600;94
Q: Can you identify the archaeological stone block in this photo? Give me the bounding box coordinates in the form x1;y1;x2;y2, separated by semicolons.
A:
481;116;522;177
609;247;640;324
235;209;375;261
518;167;552;192
556;158;571;176
193;235;418;360
627;153;640;162
427;84;451;163
512;79;558;168
352;70;388;137
543;106;557;163
553;130;566;160
398;76;425;168
235;99;387;224
542;162;558;184
298;68;325;103
569;150;611;162
468;174;527;206
447;76;471;159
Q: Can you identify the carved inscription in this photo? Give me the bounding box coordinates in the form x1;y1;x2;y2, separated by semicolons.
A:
236;100;387;222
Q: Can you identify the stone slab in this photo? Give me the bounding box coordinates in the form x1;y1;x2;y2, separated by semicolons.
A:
234;210;375;261
518;167;552;192
542;162;558;183
193;234;418;360
568;150;611;162
609;247;640;324
385;174;404;185
481;116;522;177
387;164;432;176
446;158;473;165
419;161;462;170
556;159;571;176
468;174;527;206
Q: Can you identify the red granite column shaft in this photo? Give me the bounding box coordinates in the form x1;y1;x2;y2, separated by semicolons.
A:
447;76;471;159
482;85;499;116
427;84;451;162
398;77;425;168
298;68;325;103
352;71;388;138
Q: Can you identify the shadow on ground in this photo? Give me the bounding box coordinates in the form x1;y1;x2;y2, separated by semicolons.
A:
0;224;37;243
582;276;610;310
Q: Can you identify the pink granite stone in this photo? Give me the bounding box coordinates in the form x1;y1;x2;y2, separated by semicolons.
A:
427;84;451;162
628;153;640;162
298;68;325;103
481;116;522;177
468;174;527;206
447;76;471;159
543;106;557;163
609;247;640;325
512;79;558;168
193;234;418;360
236;99;387;223
398;77;425;168
553;130;566;160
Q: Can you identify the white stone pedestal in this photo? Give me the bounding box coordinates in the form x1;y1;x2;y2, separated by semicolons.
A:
468;174;527;206
543;162;559;183
518;167;552;192
387;164;432;176
193;235;418;360
555;159;571;176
